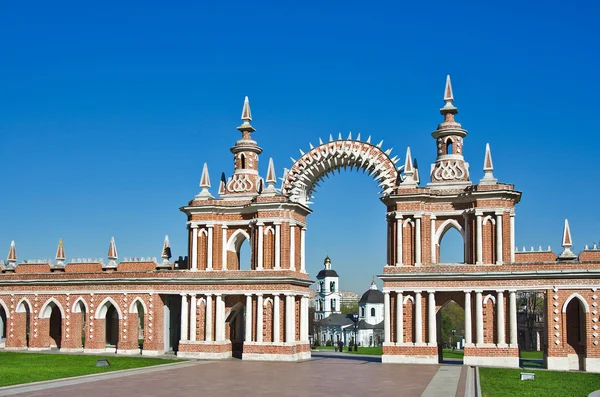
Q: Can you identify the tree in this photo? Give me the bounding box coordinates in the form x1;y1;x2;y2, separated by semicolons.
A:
340;301;358;315
439;301;465;348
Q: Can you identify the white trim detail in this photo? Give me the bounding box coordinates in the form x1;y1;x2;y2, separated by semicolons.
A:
483;294;496;305
562;293;590;313
95;297;123;319
482;215;495;226
403;295;415;305
15;298;32;313
128;297;148;314
71;297;88;313
0;299;10;318
226;229;250;253
39;298;66;319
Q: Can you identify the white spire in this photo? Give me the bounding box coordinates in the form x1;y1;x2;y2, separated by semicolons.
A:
7;240;17;268
400;147;417;187
195;163;214;199
444;75;454;103
262;158;278;195
55;238;66;267
161;235;171;265
106;237;118;268
241;96;252;122
479;143;497;185
559;219;577;260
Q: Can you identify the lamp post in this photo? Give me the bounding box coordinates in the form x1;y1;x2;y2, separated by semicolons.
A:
352;313;359;352
451;329;456;350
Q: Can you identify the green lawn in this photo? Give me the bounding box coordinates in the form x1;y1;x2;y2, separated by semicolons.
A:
314;346;383;355
520;350;543;359
443;348;464;359
479;367;600;397
0;352;182;387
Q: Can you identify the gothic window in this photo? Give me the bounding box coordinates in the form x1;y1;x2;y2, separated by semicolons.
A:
330;281;335;292
371;308;375;317
446;139;453;155
240;153;246;169
320;281;324;292
361;307;365;317
331;299;336;311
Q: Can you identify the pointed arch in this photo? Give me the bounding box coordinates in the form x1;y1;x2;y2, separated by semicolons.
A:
128;297;148;314
199;228;208;237
562;293;590;313
227;229;250;252
95;297;123;319
39;298;65;319
403;218;415;228
263;297;273;308
225;302;244;322
16;298;32;313
483;294;496;305
403;295;415;305
482;215;495;226
71;297;88;313
446;137;454;155
0;299;10;319
434;219;464;243
264;226;274;235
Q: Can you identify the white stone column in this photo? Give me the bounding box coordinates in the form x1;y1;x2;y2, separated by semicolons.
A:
215;294;224;342
273;294;280;343
496;212;503;265
510;212;515;263
509;290;518;346
497;290;505;345
464;291;472;344
257;223;264;270
256;294;263;343
274;223;281;269
396;215;403;266
191;226;198;271
180;294;189;341
289;225;295;271
415;216;422;266
476;213;483;264
205;294;213;342
463;213;470;263
430;216;436;264
428;291;437;344
221;226;228;270
189;295;197;341
207;225;213;270
475;291;483;345
303;296;309;342
383;291;391;343
300;227;306;273
396;291;403;343
415;291;422;344
299;296;306;342
245;294;253;342
285;294;295;343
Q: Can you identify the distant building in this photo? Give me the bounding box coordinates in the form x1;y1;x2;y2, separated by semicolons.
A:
356;281;384;346
314;256;341;320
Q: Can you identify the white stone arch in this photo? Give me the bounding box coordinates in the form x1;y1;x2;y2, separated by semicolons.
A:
95;297;123;319
199;228;208;237
482;215;496;226
227;229;250;253
128;297;148;314
263;297;273;308
562;293;590;313
434;219;464;244
39;298;65;319
15;298;32;313
403;295;415;305
197;297;206;306
71;297;88;313
264;226;274;235
0;299;10;319
403;218;415;228
483;294;496;305
283;138;401;205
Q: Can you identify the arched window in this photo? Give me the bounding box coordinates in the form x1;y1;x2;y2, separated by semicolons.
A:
370;307;375;317
360;307;365;317
331;299;336;311
240;154;246;169
439;224;465;264
319;281;324;292
446;139;453;155
330;281;335;292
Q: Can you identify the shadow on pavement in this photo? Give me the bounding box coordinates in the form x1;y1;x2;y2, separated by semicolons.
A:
310;352;382;363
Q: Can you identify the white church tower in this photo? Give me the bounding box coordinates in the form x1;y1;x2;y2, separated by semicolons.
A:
314;256;341;320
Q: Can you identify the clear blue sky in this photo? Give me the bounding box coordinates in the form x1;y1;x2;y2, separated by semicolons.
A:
1;1;598;294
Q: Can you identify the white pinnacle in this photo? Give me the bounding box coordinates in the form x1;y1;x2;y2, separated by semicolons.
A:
196;163;214;199
559;219;577;260
479;143;497;185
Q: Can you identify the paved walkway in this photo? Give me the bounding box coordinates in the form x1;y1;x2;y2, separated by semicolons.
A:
0;352;466;397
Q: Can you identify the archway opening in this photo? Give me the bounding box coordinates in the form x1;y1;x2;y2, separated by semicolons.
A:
239;239;251;270
0;304;6;342
439;227;464;264
48;303;62;349
104;305;119;348
75;301;87;348
565;297;586;370
516;291;546;368
446;139;453;155
136;301;145;350
436;300;465;363
226;302;245;359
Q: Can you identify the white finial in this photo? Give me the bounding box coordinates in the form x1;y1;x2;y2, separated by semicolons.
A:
55;238;66;267
6;241;17;268
559;219;577;260
196;163;214;199
161;235;171;265
218;173;226;196
479;143;497;185
400;147;417;187
263;158;278;195
241;96;252;122
444;75;454;103
106;237;118;268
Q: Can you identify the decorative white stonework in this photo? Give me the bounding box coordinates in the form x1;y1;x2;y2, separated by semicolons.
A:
284;137;400;205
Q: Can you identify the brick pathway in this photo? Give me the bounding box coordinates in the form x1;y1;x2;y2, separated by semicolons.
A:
0;353;466;397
